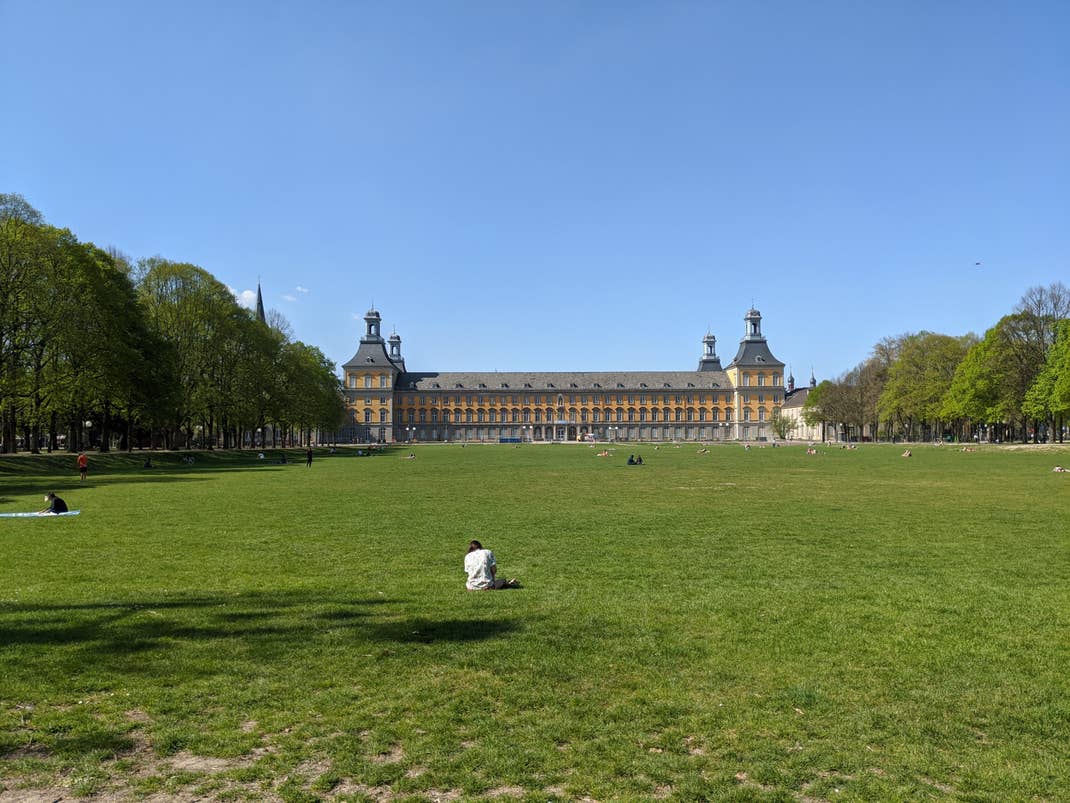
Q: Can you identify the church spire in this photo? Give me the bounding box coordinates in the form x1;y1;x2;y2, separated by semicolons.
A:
255;281;266;324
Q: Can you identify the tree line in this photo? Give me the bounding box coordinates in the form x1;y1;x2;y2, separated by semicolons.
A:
0;193;346;453
802;283;1070;443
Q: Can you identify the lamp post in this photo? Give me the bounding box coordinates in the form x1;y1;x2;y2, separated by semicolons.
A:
84;419;93;450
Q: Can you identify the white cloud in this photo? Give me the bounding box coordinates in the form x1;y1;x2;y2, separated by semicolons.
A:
295;285;309;294
234;289;257;309
282;294;297;302
352;312;363;320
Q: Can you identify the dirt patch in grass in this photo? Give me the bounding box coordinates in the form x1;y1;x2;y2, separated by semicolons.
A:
1;745;52;761
370;743;405;764
486;787;524;798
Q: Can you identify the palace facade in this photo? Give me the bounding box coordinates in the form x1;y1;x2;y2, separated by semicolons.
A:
341;308;785;443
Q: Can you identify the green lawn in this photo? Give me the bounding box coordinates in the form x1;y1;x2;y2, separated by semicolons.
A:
1;443;1068;801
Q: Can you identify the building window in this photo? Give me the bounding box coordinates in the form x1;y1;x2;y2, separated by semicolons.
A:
742;374;750;387
407;410;415;423
379;409;387;423
699;409;706;422
711;409;719;422
743;409;751;421
364;376;372;388
773;374;780;386
759;408;766;422
364;409;372;423
379;375;387;388
466;410;473;423
726;409;733;421
758;374;765;387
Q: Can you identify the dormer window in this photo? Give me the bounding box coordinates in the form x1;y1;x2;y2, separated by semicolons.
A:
640;383;647;388
593;383;601;388
500;383;509;388
454;383;464;388
616;383;624;388
569;383;578;388
547;383;554;388
524;383;532;388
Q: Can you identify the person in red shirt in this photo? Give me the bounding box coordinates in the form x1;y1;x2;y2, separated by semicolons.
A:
77;452;88;480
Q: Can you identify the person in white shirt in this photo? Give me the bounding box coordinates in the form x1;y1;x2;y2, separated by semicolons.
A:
464;540;519;590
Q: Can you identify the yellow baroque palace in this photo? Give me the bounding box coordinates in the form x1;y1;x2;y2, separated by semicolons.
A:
341;308;785;444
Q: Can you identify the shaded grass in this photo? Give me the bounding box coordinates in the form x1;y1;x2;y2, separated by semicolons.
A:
1;443;1069;800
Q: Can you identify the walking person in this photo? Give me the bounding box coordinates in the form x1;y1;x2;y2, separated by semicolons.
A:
77;452;88;481
305;446;313;468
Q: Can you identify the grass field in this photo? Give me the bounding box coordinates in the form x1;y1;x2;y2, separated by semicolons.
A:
1;442;1068;801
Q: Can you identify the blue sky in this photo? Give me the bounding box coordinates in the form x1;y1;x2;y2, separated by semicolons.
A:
4;1;1067;379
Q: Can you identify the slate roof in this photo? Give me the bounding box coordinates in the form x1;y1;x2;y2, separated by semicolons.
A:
397;370;730;392
781;387;811;409
729;339;784;368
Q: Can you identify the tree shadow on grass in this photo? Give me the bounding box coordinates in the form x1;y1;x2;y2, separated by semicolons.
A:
0;591;522;674
368;617;521;644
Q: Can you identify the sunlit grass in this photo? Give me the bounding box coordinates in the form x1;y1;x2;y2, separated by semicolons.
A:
1;442;1068;800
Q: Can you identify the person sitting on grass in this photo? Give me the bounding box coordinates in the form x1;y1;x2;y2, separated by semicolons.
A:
465;540;519;590
627;454;636;465
38;492;68;515
902;449;912;458
1053;465;1068;472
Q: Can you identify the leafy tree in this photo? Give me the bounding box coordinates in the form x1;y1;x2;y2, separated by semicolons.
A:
768;407;795;440
877;332;975;440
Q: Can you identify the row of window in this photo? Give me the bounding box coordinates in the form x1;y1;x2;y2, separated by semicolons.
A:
348;374;390;389
397;393;780;408
739;372;780;387
364;407;772;424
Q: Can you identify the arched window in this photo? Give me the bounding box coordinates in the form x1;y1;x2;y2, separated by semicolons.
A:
364;409;372;423
379;409;387;423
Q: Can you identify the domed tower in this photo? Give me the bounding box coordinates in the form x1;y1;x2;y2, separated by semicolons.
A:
341;306;401;444
697;330;723;371
726;307;785;442
362;307;383;342
388;331;406;371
